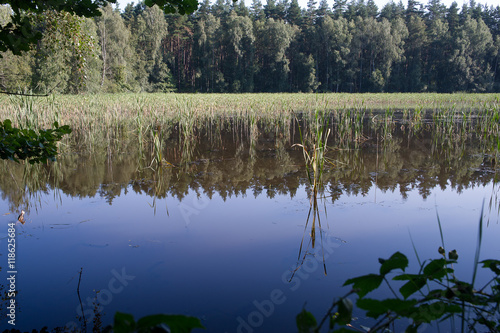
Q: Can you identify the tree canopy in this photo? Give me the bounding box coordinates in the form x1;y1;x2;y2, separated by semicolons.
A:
0;0;115;55
0;0;202;56
2;0;499;95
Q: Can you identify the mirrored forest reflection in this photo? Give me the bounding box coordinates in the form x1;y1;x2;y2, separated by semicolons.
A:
0;109;497;214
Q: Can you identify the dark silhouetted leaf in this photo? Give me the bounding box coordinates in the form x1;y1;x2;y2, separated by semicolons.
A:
114;312;136;333
423;259;453;280
379;252;408;275
344;274;384;298
334;298;353;325
357;298;418;318
399;277;426;299
481;259;500;275
137;314;205;333
296;309;317;333
410;303;461;323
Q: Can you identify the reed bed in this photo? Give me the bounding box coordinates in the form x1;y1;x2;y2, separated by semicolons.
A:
2;92;499;130
1;92;499;158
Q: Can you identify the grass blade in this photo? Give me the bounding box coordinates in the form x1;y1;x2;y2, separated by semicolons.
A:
472;200;485;287
436;208;446;254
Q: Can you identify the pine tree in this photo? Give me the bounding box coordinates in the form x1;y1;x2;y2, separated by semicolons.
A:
250;0;266;20
286;0;302;25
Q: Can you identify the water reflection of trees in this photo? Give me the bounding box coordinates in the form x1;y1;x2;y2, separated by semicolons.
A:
0;119;497;213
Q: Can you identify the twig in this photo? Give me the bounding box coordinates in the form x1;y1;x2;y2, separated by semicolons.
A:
0;90;49;97
384;276;400;299
315;290;357;332
369;312;396;332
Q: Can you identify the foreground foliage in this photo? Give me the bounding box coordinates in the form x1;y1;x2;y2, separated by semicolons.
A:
297;205;500;333
1;312;205;333
109;312;205;333
297;250;500;332
0;119;71;164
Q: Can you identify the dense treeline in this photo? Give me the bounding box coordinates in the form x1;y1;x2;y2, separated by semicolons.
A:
1;0;500;93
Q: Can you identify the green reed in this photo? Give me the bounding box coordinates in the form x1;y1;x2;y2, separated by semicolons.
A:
149;124;163;169
294;107;331;202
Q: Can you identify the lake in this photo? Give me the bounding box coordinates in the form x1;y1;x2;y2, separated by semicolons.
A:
1;107;499;332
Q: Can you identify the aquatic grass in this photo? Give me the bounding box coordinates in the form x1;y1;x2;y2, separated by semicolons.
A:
293;107;332;201
148;124;164;170
472;201;485;287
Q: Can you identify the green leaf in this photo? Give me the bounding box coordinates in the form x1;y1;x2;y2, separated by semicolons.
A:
356;298;418;318
0;118;71;164
296;309;317;333
450;280;476;302
399;277;426;299
114;312;136;333
344;274;384;298
137;314;205;333
335;298;353;326
379;252;408;275
3;119;12;129
410;303;461;323
423;259;453;280
481;259;500;275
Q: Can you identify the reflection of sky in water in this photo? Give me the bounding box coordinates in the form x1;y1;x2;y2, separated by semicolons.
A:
1;181;499;332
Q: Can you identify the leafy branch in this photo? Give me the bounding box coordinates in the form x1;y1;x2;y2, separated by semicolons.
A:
297;249;500;333
0;119;71;164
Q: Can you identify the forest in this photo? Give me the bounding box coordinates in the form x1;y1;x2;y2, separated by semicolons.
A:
0;0;499;94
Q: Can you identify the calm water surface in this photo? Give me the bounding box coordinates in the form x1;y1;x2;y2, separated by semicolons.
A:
1;111;499;332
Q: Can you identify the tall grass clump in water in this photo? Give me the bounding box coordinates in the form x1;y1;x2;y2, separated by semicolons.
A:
294;107;331;203
290;107;332;282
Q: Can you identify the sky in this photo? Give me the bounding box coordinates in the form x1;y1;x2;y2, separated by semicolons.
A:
114;0;500;12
